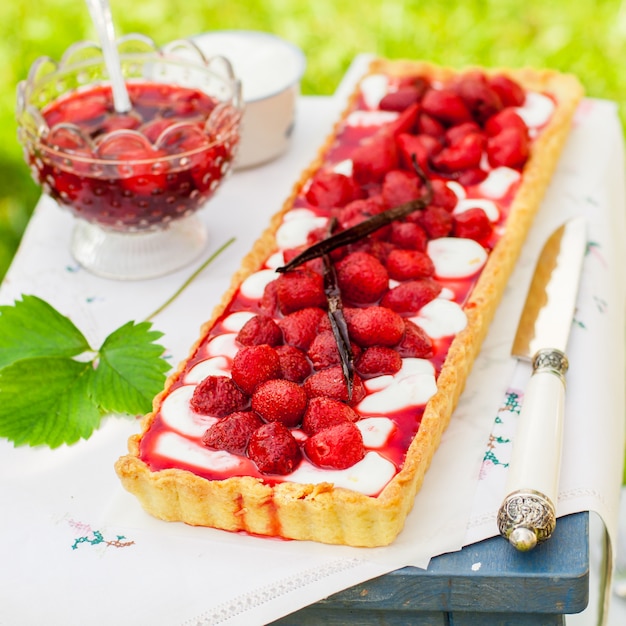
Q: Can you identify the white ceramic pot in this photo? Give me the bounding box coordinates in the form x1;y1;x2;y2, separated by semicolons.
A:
192;30;306;169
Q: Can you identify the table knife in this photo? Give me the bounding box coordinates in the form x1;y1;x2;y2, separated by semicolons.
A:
497;216;587;551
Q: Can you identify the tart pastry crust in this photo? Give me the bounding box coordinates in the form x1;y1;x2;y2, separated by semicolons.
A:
116;59;583;547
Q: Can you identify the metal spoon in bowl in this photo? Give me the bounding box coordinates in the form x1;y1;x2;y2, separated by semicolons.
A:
85;0;131;113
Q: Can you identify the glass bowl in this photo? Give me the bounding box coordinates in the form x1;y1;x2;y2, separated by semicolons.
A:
16;35;242;279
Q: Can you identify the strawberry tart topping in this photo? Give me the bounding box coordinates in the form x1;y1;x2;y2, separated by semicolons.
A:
140;67;557;496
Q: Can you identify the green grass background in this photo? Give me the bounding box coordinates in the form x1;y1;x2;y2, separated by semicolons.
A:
1;0;625;279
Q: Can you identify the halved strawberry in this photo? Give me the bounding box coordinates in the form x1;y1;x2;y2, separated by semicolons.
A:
304;422;365;470
430;133;485;173
248;422;302;475
454;72;503;123
396;132;441;172
416;206;453;239
389;221;428;251
379;87;423;112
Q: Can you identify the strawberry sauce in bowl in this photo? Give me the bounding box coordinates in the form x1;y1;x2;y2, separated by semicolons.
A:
16;36;242;279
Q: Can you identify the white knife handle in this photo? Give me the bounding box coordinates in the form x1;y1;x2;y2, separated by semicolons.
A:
497;348;568;551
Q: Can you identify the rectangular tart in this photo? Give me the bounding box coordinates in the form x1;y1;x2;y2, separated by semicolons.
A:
115;59;583;547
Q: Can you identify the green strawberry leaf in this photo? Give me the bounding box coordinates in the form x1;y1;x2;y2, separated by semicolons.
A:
90;321;169;415
0;295;91;369
0;357;101;448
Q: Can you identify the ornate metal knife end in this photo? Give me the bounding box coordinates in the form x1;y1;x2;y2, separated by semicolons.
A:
497;489;557;551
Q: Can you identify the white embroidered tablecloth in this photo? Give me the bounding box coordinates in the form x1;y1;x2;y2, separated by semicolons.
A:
0;57;624;625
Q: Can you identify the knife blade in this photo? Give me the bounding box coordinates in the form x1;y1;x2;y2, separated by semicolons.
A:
497;216;586;551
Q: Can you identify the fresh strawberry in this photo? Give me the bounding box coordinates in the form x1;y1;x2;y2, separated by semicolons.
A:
344;306;405;347
396;319;434;358
275;269;327;314
454;167;489;186
430;133;484;173
454;73;503;123
430;179;459;212
231;344;282;395
416;112;446;138
190;375;249;417
251;379;308;427
305;169;363;208
385;248;435;281
304;422;365;470
379;87;423;112
303;365;366;406
247;422;302;475
338;196;388;233
444;121;482;145
307;330;361;371
488;74;526;107
236;314;283;347
421;88;473;125
487;127;530;169
386;102;420;136
352;130;399;184
258;280;279;316
275;344;312;383
382;170;424;208
380;279;442;314
396;132;442;172
201;411;263;454
335;251;389;304
453;207;493;242
301;396;359;435
355;346;402;378
484;108;528;138
416;206;453;239
390;221;428;251
278;307;326;351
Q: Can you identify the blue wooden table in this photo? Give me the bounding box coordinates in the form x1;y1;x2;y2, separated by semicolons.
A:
273;512;589;625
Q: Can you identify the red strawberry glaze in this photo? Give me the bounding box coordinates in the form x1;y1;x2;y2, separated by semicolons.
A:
139;70;557;496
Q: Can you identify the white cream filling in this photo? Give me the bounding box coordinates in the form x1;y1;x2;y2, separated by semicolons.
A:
412;298;468;339
154;431;250;473
359;73;390;109
453;198;500;222
356;417;396;448
161;385;219;437
221;311;256;332
275;214;329;249
288;451;396;496
478;167;521;199
357;358;437;414
239;269;278;300
515;92;555;128
185;356;231;384
346;110;398;127
205;333;239;359
427;237;488;279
